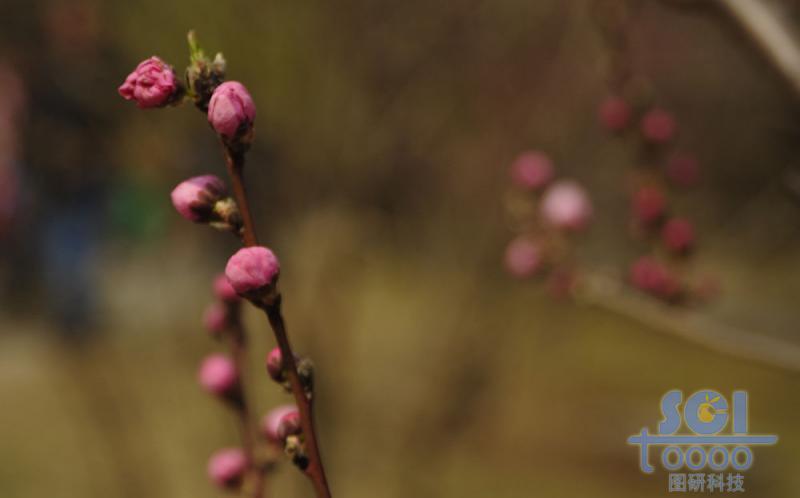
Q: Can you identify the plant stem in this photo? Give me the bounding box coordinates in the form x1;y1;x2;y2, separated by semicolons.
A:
223;145;258;247
265;300;332;498
228;316;265;498
222;142;333;498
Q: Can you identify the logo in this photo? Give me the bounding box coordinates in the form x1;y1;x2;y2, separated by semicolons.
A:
628;390;777;493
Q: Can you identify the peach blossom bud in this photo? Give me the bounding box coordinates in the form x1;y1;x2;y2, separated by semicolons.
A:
213;273;240;303
262;405;299;443
666;153;699;187
509;151;554;191
632;186;666;225
503;237;543;278
170;175;228;223
118;56;181;108
640;108;677;144
207;448;247;489
540;180;593;231
198;354;239;396
597;95;631;131
208;81;256;141
276;411;302;441
203;302;228;335
265;347;283;382
661;217;695;253
225;246;280;299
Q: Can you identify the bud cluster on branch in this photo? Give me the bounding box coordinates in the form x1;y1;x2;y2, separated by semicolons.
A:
118;31;332;498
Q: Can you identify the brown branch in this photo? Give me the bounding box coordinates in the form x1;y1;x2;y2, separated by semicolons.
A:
578;270;800;373
222;142;333;498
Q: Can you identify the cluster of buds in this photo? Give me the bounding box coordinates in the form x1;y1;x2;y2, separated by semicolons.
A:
503;151;593;297
120;33;331;498
589;1;717;306
596;94;716;304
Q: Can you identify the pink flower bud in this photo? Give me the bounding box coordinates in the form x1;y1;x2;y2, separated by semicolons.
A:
261;404;299;443
198;354;239;396
503;237;543;278
276;411;302;441
170;175;228;223
203;302;228;335
597;96;631;131
213;273;240;303
225;246;280;297
661;217;695;253
207;448;247;489
628;256;682;300
118;56;180;108
509;151;554;191
540;180;593;231
631;186;667;225
640;108;677;144
266;347;283;382
665;153;699;188
208;81;256;140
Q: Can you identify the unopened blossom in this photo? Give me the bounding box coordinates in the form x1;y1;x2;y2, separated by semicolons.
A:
503;237;543;278
509;151;554;191
207;448;247;489
632;186;667;225
540;180;593;231
598;95;631;132
225;246;280;298
640;108;677;144
213;273;240;303
170;175;228;223
198;354;239;396
118;56;180;108
262;404;299;443
662;217;695;253
208;81;256;140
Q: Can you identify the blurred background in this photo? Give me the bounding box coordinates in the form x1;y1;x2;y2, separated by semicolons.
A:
1;0;800;497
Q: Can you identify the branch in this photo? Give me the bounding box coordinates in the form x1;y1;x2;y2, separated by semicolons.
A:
577;271;800;373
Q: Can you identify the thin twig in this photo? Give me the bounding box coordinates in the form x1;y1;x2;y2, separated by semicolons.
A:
222;143;333;498
717;0;800;96
578;270;800;373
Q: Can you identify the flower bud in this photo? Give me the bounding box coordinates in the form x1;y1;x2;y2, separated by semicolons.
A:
640;108;677;144
631;186;666;225
597;95;631;132
504;237;543;278
628;256;682;300
265;347;284;382
203;302;228;336
661;217;695;253
118;56;183;108
225;246;280;303
509;151;554;191
208;81;256;143
540;180;593;231
198;354;239;396
207;448;247;489
262;405;299;444
666;153;699;188
276;411;302;441
170;175;228;223
213;273;240;303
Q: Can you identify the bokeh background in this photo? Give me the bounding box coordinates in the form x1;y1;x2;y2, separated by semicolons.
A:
1;0;800;497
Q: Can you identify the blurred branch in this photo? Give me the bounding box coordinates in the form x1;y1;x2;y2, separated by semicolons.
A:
717;0;800;96
577;271;800;373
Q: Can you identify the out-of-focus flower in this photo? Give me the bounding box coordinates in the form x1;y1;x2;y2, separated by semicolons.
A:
503;237;543;278
213;273;240;303
597;96;631;132
509;151;554;191
628;256;681;300
661;217;695;253
640;108;677;144
632;186;667;225
198;354;239;396
207;448;247;489
203;302;228;335
665;153;699;188
540;180;593;231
